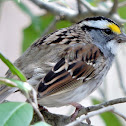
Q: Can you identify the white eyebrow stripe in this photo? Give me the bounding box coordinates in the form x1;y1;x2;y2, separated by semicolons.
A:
80;20;110;29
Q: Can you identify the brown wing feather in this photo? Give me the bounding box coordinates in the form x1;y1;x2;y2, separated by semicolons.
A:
37;43;104;97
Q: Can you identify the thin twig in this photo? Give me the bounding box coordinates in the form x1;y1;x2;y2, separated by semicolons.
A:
80;0;98;13
66;106;114;126
28;98;45;122
77;97;126;118
77;0;82;14
32;97;126;125
111;109;126;121
24;85;45;122
42;16;60;36
109;0;118;15
30;0;126;23
115;58;126;95
111;13;126;25
118;1;126;8
30;0;78;21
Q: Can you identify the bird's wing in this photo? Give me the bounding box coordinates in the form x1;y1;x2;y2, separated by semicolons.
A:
37;43;105;97
0;26;82;103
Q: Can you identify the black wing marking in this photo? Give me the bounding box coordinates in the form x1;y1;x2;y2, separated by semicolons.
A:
37;44;104;97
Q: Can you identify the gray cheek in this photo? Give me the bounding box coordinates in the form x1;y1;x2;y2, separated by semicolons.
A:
89;30;115;58
90;30;109;44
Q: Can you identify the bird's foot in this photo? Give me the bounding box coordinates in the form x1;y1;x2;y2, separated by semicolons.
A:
70;103;91;125
71;104;83;121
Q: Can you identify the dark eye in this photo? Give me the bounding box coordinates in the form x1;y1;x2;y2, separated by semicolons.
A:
104;28;112;35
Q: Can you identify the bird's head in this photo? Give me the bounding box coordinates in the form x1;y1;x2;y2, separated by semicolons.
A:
79;16;126;56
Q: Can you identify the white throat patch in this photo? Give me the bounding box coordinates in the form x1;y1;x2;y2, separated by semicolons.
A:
106;40;119;55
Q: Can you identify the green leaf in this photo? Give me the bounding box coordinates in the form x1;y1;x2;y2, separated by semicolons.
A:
0;53;26;81
91;98;123;126
0;102;33;126
118;6;126;32
118;6;126;19
31;122;51;126
22;14;54;52
118;0;126;3
0;78;32;93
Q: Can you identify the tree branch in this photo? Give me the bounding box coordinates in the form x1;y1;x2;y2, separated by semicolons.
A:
32;97;126;125
111;109;126;121
118;1;126;8
32;108;91;126
29;99;45;122
109;0;118;15
41;16;60;37
85;97;126;113
80;0;98;14
111;13;126;25
77;0;82;14
66;106;114;126
30;0;126;24
30;0;78;21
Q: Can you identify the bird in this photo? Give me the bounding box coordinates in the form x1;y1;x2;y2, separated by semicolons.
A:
0;16;126;114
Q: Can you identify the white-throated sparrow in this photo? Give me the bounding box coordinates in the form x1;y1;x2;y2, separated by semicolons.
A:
0;16;126;109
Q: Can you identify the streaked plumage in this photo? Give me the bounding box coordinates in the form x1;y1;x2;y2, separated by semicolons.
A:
0;16;126;108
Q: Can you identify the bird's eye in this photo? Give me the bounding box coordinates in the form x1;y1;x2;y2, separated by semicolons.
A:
104;28;112;35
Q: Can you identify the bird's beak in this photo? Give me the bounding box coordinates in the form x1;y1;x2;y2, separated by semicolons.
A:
117;33;126;43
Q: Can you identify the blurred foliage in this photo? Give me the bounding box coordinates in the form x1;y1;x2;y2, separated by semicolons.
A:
11;0;126;52
13;0;41;30
118;0;126;19
91;98;123;126
55;20;72;29
22;14;54;52
118;1;126;32
11;0;72;52
22;13;72;52
118;7;126;19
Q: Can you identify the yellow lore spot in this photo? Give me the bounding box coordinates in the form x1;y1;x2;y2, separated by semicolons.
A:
108;23;121;34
